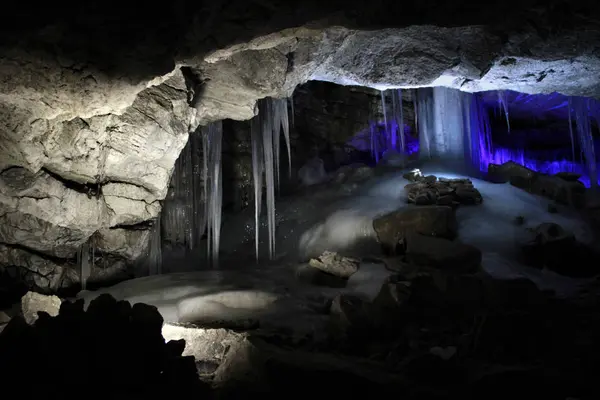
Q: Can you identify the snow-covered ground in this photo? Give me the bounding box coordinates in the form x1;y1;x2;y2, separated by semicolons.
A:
79;163;595;331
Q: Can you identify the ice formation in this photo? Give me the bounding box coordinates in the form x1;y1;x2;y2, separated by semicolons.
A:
77;240;92;290
149;121;222;272
250;97;292;260
202;121;223;266
571;96;598;189
416;86;481;163
161;129;205;251
371;89;407;163
496;90;511;133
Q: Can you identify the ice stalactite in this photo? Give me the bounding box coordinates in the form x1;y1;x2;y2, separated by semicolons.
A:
497;90;511;133
464;92;493;172
161;130;205;252
272;98;292;190
380;91;390;149
250;97;292;261
571;96;598;189
77;240;92;290
566;98;577;163
375;89;406;164
202;121;223;267
147;218;163;275
391;89;405;156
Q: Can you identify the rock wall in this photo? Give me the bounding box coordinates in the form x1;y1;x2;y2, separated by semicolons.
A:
0;71;195;292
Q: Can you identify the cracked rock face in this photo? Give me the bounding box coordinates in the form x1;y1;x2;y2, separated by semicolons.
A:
2;1;600;291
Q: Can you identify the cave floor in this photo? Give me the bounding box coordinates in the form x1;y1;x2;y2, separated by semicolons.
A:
78;162;597;335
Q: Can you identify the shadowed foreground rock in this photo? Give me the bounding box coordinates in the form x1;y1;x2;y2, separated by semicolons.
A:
0;294;209;399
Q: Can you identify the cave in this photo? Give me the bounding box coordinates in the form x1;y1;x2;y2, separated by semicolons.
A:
2;1;600;398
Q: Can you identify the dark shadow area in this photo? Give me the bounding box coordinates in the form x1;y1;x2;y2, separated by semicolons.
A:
0;294;209;399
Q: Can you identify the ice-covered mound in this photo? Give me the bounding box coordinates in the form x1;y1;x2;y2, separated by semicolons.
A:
77;261;392;332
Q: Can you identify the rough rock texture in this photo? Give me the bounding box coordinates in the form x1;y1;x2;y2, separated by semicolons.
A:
3;1;600;289
20;291;62;325
0;71;194;289
308;251;360;279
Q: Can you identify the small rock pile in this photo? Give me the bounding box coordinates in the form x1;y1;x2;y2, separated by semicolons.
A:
403;170;483;207
0;293;208;399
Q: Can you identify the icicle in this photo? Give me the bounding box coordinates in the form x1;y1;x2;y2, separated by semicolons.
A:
251;113;264;261
571;96;598;189
261;101;277;259
497;90;511;133
289;96;295;127
391;89;405;157
380;91;392;150
567;98;576;162
201;121;223;267
271;98;292;189
78;240;91;290
147;217;162;275
250;97;292;261
161;130;206;254
278;99;292;179
416;88;434;160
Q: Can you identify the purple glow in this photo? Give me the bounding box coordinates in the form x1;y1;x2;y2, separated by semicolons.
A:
469;92;599;188
348;121;418;160
481;146;595;187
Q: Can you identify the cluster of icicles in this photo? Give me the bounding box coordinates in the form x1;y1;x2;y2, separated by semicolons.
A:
145;97;291;275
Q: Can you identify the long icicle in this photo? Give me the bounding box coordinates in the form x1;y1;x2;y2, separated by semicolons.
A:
261;100;277;259
567;97;576;162
251;112;264;261
278;98;292;179
209;121;223;266
250;97;292;261
380;91;391;150
273;102;282;191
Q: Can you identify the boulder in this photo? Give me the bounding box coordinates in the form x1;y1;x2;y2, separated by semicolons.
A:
487;161;537;187
373;206;457;254
20;291;62;325
308;251;360;279
530;175;586;207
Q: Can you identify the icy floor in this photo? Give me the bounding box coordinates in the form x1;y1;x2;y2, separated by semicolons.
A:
79;162;596;331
